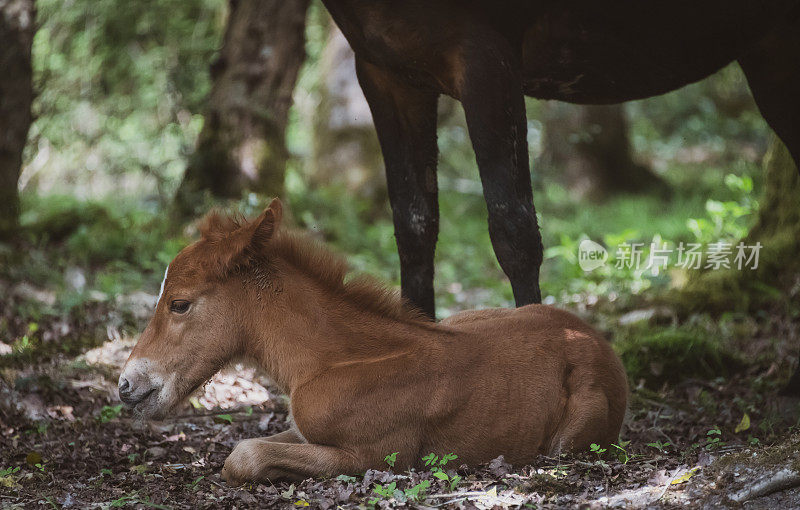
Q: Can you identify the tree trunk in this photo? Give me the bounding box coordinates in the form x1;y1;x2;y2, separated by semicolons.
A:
674;135;800;395
176;0;310;212
0;0;35;239
310;20;385;203
746;137;800;246
539;102;667;200
749;137;800;395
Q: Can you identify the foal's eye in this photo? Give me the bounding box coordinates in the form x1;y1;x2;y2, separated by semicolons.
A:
169;300;191;314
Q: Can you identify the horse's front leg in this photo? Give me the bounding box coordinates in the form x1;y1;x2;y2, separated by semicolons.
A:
355;57;440;320
458;32;543;306
221;437;362;484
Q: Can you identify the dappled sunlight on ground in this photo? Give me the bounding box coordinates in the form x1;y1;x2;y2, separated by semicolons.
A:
83;337;273;411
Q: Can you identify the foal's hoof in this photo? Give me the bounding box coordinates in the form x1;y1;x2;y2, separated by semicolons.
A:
221;457;249;486
222;438;263;485
220;464;240;486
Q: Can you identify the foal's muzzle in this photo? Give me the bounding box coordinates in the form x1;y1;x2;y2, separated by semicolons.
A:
118;377;159;407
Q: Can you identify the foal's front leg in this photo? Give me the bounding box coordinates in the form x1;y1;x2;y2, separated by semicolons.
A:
458;32;543;306
221;437;362;484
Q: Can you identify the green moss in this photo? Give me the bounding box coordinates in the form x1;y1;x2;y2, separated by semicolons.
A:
615;327;742;387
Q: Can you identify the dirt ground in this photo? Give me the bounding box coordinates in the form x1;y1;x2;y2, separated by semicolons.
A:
1;291;799;508
1;338;798;509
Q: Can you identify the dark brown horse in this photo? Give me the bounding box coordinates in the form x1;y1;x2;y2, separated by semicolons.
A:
321;0;800;393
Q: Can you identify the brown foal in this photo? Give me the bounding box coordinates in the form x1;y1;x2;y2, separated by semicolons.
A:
119;199;628;483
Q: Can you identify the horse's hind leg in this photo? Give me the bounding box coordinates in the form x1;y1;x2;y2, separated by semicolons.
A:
738;16;800;166
458;30;543;306
355;58;440;319
738;15;800;396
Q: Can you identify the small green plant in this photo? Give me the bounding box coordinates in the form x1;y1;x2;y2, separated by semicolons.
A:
0;466;20;477
610;442;630;464
404;480;431;502
704;428;725;451
100;468;113;477
214;414;234;425
107;492;170;510
26;422;48;435
384;452;398;468
589;443;607;457
97;404;124;423
130;464;147;475
0;466;20;489
687;174;755;245
646;440;671;453
110;494;138;508
335;474;357;483
186;475;204;489
422;453;461;490
369;481;398;504
12;335;33;354
548;465;569;479
422;452;458;467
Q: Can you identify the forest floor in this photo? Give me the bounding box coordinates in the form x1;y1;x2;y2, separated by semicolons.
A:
2;285;799;509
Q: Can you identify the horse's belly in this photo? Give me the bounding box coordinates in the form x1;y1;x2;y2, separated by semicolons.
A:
520;1;796;103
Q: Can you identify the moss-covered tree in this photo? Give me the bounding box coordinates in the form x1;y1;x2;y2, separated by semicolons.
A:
176;0;310;212
0;0;35;239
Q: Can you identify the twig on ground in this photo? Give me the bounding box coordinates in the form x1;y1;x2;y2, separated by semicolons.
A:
654;468;680;502
428;491;488;499
730;469;800;503
434;496;470;507
168;408;277;420
636;396;676;412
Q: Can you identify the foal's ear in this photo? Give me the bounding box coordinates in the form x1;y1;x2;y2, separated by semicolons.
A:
251;198;282;247
203;200;284;276
264;198;283;231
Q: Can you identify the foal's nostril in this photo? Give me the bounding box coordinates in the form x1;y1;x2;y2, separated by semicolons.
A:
118;376;158;407
118;378;140;406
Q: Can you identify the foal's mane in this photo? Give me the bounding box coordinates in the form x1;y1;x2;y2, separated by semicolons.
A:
200;211;428;324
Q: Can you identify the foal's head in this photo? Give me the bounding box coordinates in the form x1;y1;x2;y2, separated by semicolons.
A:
119;199;284;418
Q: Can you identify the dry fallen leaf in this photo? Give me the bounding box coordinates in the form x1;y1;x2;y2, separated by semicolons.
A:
671;467;700;485
734;413;751;433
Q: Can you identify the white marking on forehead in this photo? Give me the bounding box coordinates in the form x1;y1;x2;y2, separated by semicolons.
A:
157;265;169;303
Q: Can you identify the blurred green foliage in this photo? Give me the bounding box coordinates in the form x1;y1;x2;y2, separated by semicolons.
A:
26;0;226;202
628;63;768;162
